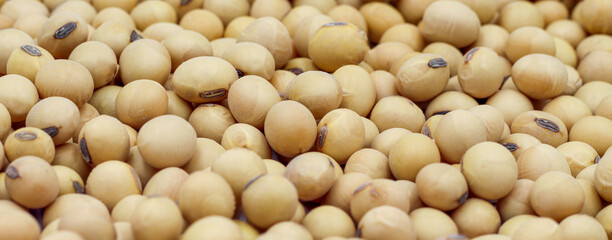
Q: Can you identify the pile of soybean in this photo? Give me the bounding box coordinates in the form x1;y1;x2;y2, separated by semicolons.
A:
1;0;612;239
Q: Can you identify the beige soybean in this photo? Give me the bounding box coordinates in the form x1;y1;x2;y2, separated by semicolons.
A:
486;89;534;125
130;0;176;31
25;97;79;146
396;53;449;102
596;95;612;121
0;28;35;75
237;16;292;68
416;163;468;211
43;194;110;229
115;80;168;129
35;59;94;108
172;56;238;104
358;205;416;240
316;109;365;164
52;143;91;181
51;164;84;196
89;20;141;59
188;104;235;143
558;214;607;240
0;210;41;240
92;7;135;28
324;172;372;213
165;90;193;120
574;81;612;112
264;221;311;240
511;110;568;147
499;133;541;160
177;171;235;223
293;14;334;58
576;0;612;35
370;70;399;103
497;179;536;222
516;143;571;180
468;105;506;142
578;50;612;84
182;138;225;174
5;156;59;209
345;148;391;179
142;167;189;201
370;96;425;132
85;160;141;210
411;207;458;240
511;54;567;100
333;65;377;117
505;27;556;63
420;0;480;48
227;75;281;129
284;57;320;74
458;47;505;98
579;179;603;217
379;23;424;51
78;115;130;166
87;85;120;117
142;22;182;42
350;179;411;222
498;215;538;237
130;196;183;240
212;148;267;202
222;42;274;80
388;133;440;181
364;42;413;71
308;22;370;72
471;24;509;57
282;5;321;37
499;1;544;32
182;216;243;240
359;2;404;44
425;91;479;119
530;171;585;221
38;12;88;59
302;206;355;239
242;174;299;229
571;116;612;157
451;198;501;238
6;44;54;83
111;194;145;222
221;123;271;159
119;39;171;85
433;110;487;164
137;115;197;169
462;142;517;200
264;100;317;159
542;95;592;130
4;127;55;163
162;29;213;72
284;152;335;201
285;71;342;119
68;41;118;89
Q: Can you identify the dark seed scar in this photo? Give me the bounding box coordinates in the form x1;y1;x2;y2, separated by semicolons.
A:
21;45;42;56
42;126;59;137
200;89;227;100
15;132;37;141
502;142;518;152
318;125;327;149
535;118;560;132
6;166;19;179
80;138;92;165
55;22;77;39
429;58;447;68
